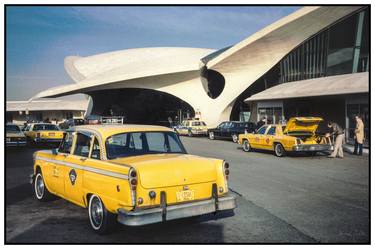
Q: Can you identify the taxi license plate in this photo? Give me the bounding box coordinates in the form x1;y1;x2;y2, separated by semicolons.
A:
48;133;55;136
176;190;194;202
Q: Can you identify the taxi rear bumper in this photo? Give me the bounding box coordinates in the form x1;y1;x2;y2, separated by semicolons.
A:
293;144;333;152
117;194;236;226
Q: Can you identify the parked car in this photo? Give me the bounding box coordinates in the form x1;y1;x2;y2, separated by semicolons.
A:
24;123;65;145
238;117;334;157
174;120;208;137
58;118;85;130
208;121;256;143
31;125;236;233
6;123;26;147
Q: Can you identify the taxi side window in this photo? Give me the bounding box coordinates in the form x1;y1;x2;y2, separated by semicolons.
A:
90;137;101;160
257;126;267;135
58;132;73;154
74;133;91;158
267;126;276;135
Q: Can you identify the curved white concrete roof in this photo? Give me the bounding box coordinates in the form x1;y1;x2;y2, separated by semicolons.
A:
6;99;89;112
32;47;213;99
31;6;366;127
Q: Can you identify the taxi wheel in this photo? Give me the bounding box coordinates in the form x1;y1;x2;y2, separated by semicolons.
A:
188;130;193;137
34;172;54;201
209;132;215;140
274;143;286;157
88;195;116;234
232;134;239;143
242;140;251;152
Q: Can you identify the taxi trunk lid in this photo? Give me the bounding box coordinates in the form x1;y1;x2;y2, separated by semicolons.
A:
112;154;217;189
284;117;323;135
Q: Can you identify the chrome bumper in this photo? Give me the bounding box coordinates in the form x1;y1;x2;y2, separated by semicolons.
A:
117;195;236;226
293;144;333;152
191;130;207;135
6;141;26;146
34;138;62;143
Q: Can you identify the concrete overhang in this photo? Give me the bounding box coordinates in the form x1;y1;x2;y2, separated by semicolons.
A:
245;72;369;102
6;99;89;112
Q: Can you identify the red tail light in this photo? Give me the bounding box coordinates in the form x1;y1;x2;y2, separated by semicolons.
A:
129;168;138;191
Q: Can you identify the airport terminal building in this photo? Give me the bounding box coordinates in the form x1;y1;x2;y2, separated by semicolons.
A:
32;6;369;144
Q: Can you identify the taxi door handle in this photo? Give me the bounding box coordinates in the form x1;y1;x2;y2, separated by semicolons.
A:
79;157;87;162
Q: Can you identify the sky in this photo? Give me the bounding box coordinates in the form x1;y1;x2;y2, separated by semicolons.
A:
6;6;299;101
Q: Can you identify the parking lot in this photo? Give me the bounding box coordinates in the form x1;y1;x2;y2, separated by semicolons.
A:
5;137;369;243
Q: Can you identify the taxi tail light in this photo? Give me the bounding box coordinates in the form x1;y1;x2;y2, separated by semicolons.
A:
129;168;138;191
223;161;230;180
296;138;302;145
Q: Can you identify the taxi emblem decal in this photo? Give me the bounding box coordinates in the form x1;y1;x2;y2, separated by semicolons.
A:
69;169;77;186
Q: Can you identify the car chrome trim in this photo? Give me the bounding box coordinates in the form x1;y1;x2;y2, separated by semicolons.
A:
35;156;129;180
292;144;334;152
117;195;236;226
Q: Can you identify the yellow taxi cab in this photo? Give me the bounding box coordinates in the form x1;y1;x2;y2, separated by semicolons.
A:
24;123;65;144
238;117;333;157
31;125;236;234
174;120;208;137
6;123;26;146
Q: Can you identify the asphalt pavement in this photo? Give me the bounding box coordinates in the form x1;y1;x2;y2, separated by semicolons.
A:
5;137;369;243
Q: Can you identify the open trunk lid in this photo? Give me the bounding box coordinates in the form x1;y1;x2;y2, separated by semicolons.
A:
284;117;323;134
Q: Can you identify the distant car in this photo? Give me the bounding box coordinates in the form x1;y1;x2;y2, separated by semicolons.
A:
58;118;85;130
208;121;256;143
31;125;236;233
238;117;334;157
174;120;208;137
6;123;26;147
24;123;65;145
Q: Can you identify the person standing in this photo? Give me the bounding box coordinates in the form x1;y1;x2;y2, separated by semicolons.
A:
326;121;345;158
353;115;365;155
256;117;267;130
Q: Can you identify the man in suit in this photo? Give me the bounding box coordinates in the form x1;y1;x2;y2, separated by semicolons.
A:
326;121;345;158
353;115;365;155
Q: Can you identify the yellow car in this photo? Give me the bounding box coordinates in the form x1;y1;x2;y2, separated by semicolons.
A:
24;123;65;144
6;123;26;146
174;120;208;136
238;117;333;157
31;125;236;233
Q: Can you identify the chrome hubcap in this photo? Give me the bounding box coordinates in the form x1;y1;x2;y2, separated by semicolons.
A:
209;132;214;139
243;141;249;151
90;197;103;228
276;145;282;155
232;135;238;142
35;175;44;198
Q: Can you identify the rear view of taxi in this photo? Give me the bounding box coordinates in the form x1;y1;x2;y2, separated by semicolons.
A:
31;125;236;234
24;123;65;145
238;117;333;157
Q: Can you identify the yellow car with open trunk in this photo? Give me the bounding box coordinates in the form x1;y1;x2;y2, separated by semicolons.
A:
31;124;236;234
238;117;333;157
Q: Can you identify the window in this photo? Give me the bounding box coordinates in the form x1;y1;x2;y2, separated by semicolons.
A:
106;131;186;159
267;126;276;135
218;122;226;128
58;132;73;154
74;133;91;157
6;125;20;132
33;124;59;131
257;126;267;135
90;137;101;160
24;125;31;131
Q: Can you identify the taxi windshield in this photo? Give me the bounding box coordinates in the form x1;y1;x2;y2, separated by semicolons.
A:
33;124;59;131
106;131;187;159
6;125;21;132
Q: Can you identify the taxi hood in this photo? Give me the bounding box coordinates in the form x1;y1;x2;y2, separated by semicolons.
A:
284;117;323;134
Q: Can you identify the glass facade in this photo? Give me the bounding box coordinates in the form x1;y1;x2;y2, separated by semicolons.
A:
268;7;369;85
